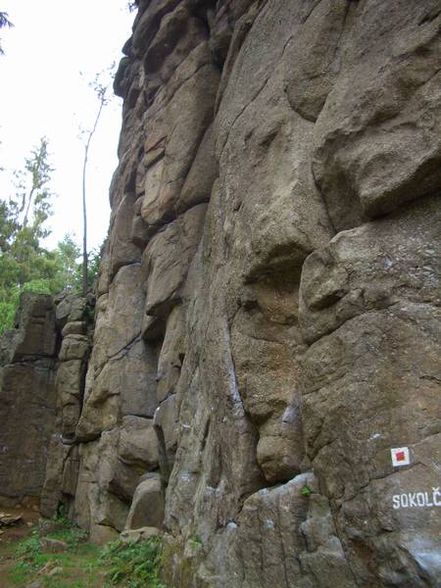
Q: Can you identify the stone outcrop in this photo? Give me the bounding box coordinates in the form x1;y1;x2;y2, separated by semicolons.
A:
0;294;58;504
40;293;94;518
0;290;96;512
105;1;441;585
2;1;441;586
73;0;441;585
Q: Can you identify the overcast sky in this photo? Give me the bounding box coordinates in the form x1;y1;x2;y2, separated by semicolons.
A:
0;1;134;251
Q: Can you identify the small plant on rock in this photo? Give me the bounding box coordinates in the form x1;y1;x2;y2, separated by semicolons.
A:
301;484;313;497
188;535;203;549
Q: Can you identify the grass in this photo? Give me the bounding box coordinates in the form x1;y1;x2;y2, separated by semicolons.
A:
4;521;102;587
8;543;102;587
0;517;166;588
100;538;166;588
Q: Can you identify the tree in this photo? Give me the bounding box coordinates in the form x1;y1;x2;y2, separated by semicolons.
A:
0;138;55;331
53;234;82;289
0;140;75;333
0;138;53;282
11;137;53;234
0;233;85;334
0;11;13;55
80;71;111;295
5;139;54;290
0;137;103;334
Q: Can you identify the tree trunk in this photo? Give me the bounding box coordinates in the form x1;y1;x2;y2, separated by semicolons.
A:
81;95;105;296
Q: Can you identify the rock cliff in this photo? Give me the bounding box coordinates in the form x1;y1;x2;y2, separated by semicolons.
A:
2;1;441;586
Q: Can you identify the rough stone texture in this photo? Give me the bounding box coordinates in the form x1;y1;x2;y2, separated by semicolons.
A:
118;416;159;470
120;525;162;543
312;0;441;230
24;1;441;586
40;435;78;518
125;474;164;530
38;294;95;520
55;294;89;328
0;294;58;502
73;430;130;533
11;293;57;360
75;264;158;442
0;291;96;514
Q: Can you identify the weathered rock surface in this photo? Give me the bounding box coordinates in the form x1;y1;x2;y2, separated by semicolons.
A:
2;1;439;586
40;293;94;518
0;294;58;503
125;474;164;530
64;0;441;584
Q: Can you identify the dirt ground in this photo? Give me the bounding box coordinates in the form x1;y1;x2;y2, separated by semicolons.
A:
0;504;40;587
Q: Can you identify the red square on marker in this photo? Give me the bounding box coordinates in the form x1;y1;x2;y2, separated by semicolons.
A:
391;447;410;467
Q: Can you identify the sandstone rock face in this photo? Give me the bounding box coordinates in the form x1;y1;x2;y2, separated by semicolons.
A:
40;293;94;518
31;0;441;585
0;294;58;503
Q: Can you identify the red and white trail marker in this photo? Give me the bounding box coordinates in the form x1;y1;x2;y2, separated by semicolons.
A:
391;447;410;467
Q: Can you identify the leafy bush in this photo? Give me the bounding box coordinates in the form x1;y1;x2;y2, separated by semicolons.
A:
100;537;166;588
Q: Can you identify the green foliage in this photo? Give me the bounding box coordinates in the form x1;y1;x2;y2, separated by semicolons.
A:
7;517;97;587
17;517;87;561
0;138;57;320
16;529;42;562
301;485;313;497
4;515;165;587
188;535;203;549
49;527;88;550
100;538;166;588
74;245;101;292
0;139;100;335
11;137;53;233
52;234;83;293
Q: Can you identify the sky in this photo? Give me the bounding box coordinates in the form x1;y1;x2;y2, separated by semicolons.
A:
0;1;134;251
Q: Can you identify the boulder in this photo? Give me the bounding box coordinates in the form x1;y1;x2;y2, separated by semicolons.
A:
40;537;68;553
58;335;90;362
118;416;159;469
61;321;87;337
125;475;164;530
120;526;162;543
55;295;88;328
